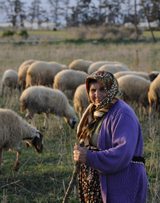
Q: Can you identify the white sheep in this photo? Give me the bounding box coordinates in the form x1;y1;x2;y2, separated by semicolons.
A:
18;59;36;91
54;69;88;99
148;73;160;113
73;84;89;118
1;69;18;97
25;61;67;88
0;108;43;171
114;71;150;80
117;75;151;108
19;86;78;129
87;61;123;74
98;62;130;74
68;59;93;73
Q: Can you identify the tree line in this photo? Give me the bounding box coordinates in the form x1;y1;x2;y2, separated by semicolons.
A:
0;0;159;30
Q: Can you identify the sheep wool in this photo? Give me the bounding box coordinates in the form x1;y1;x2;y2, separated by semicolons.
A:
25;61;67;88
1;69;18;96
20;86;78;129
114;71;150;80
0;108;43;170
54;69;88;99
148;73;160;113
68;59;93;73
18;59;36;91
98;62;130;74
117;74;150;108
73;84;89;118
88;61;122;74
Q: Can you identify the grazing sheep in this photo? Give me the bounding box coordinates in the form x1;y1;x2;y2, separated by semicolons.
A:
148;73;160;113
73;84;89;118
54;69;88;99
18;59;36;91
1;69;18;97
25;61;67;88
114;71;150;80
0;108;43;171
68;59;93;73
87;61;122;74
19;86;78;129
98;63;130;74
117;75;150;108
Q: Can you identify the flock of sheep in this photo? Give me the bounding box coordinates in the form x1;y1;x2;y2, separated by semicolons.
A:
0;58;160;171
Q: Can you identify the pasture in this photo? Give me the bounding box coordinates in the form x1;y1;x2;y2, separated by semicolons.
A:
0;29;160;202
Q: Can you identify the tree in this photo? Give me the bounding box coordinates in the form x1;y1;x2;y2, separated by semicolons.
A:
141;0;160;26
99;0;125;25
63;0;70;23
28;0;48;28
0;0;26;28
141;0;156;42
66;0;107;26
48;0;64;28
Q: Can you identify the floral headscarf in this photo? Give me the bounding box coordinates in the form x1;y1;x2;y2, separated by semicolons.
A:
86;70;119;110
77;71;119;142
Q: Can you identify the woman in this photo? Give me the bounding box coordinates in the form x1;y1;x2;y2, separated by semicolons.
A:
73;70;148;203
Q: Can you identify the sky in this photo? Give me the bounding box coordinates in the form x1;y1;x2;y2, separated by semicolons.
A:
0;0;137;24
0;0;76;22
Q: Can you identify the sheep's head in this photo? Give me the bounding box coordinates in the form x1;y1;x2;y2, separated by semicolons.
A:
31;131;43;153
65;117;77;129
65;105;78;129
24;131;43;153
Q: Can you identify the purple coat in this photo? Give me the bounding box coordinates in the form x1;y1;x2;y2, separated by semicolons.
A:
87;100;148;203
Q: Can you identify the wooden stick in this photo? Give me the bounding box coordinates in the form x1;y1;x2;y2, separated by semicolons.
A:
62;162;79;203
62;141;84;203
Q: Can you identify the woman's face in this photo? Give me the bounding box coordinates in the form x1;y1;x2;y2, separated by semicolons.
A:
89;81;107;106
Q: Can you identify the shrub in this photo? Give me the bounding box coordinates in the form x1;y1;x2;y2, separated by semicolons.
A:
18;29;29;39
1;30;16;37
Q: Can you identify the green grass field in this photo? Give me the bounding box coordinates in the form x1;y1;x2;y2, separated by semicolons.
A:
0;29;160;202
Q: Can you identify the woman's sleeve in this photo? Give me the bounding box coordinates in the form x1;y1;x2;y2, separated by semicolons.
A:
86;112;140;174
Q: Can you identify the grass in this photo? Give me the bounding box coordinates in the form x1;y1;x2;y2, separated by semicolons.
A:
0;114;77;203
0;29;160;202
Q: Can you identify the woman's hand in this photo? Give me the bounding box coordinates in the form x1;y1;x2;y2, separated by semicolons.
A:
73;144;87;164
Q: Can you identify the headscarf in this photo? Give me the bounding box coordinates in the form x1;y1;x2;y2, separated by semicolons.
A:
77;71;119;144
86;70;119;110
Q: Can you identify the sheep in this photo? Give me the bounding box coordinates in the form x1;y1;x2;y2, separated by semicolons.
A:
18;59;36;91
114;71;150;80
25;61;67;88
54;69;88;99
98;63;130;74
19;86;78;129
68;59;93;73
1;69;18;97
0;108;43;171
87;61;122;74
73;84;89;119
148;73;160;113
117;75;150;108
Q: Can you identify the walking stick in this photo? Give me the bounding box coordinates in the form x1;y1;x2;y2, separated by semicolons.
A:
62;141;84;203
62;161;80;203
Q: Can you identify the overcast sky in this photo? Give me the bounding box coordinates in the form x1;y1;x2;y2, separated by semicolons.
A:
0;0;76;22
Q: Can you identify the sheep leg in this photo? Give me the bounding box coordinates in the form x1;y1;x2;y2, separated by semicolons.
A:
13;151;20;171
25;111;36;126
43;113;49;129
